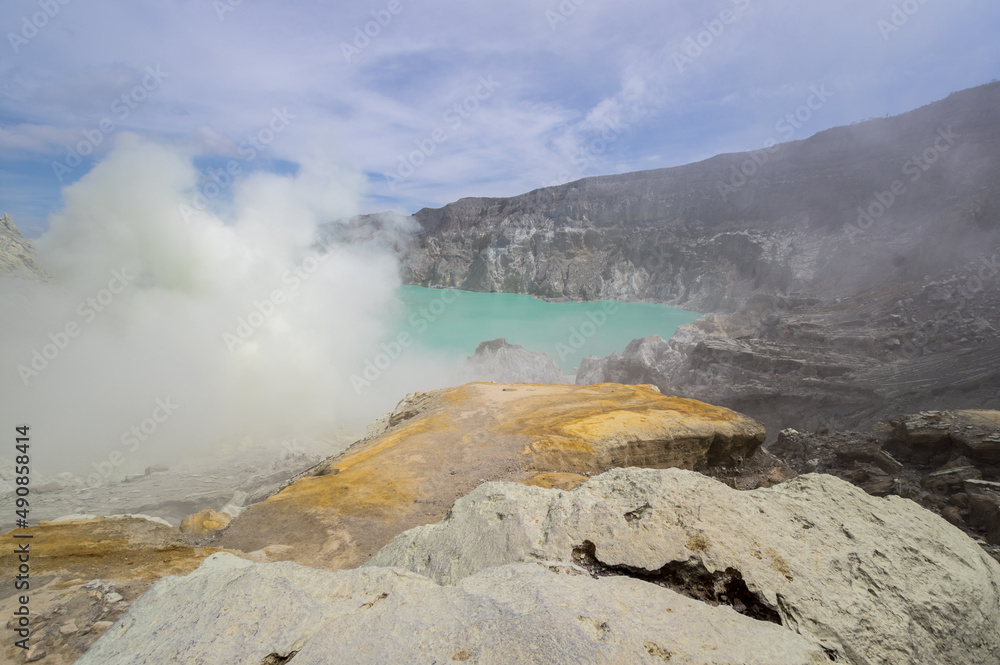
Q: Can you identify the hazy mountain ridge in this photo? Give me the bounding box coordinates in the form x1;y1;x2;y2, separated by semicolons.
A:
377;82;1000;435
400;82;1000;312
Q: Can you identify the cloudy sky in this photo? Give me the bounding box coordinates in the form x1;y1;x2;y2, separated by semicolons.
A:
2;0;999;236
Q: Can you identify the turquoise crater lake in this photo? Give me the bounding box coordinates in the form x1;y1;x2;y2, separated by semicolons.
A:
393;286;701;375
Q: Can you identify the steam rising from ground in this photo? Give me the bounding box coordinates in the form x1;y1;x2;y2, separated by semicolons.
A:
1;134;453;482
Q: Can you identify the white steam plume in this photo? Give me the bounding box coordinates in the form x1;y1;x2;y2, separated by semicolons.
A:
0;134;452;483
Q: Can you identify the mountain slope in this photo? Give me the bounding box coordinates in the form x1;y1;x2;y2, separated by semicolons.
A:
401;82;1000;312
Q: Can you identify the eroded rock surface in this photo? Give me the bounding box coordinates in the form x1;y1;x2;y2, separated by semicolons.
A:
369;468;1000;665
76;552;832;665
0;516;225;665
888;409;1000;465
771;411;1000;553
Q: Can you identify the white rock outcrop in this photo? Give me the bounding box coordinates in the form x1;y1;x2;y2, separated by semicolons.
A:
77;552;831;664
76;468;1000;665
369;468;1000;665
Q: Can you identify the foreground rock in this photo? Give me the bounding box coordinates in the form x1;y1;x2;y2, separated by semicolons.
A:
216;382;765;569
370;468;1000;665
0;516;225;665
77;552;831;665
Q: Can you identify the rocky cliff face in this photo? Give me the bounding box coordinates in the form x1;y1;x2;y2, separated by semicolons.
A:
398;83;1000;313
323;83;1000;435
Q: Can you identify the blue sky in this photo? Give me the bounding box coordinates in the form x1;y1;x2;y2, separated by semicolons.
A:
2;0;999;236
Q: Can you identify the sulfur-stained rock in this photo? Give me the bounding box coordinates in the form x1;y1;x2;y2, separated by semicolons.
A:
216;382;765;570
76;552;831;665
0;516;227;665
179;509;232;536
369;468;1000;665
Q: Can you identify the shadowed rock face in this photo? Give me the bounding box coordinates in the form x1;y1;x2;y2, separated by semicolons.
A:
768;410;1000;554
214;382;766;570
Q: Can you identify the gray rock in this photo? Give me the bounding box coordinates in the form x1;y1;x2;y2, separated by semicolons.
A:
370;468;1000;665
890;410;1000;465
965;479;1000;544
456;337;567;384
0;212;50;280
78;552;831;665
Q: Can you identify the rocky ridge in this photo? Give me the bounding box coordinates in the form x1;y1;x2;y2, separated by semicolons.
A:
214;382;767;570
397;83;1000;312
2;383;773;664
76;468;1000;665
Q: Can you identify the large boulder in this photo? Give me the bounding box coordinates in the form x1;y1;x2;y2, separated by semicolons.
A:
966;479;1000;544
369;468;1000;665
179;508;232;536
216;383;765;569
888;409;1000;465
77;552;832;665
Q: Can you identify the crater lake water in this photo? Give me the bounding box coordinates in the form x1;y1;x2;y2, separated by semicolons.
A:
393;286;701;375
